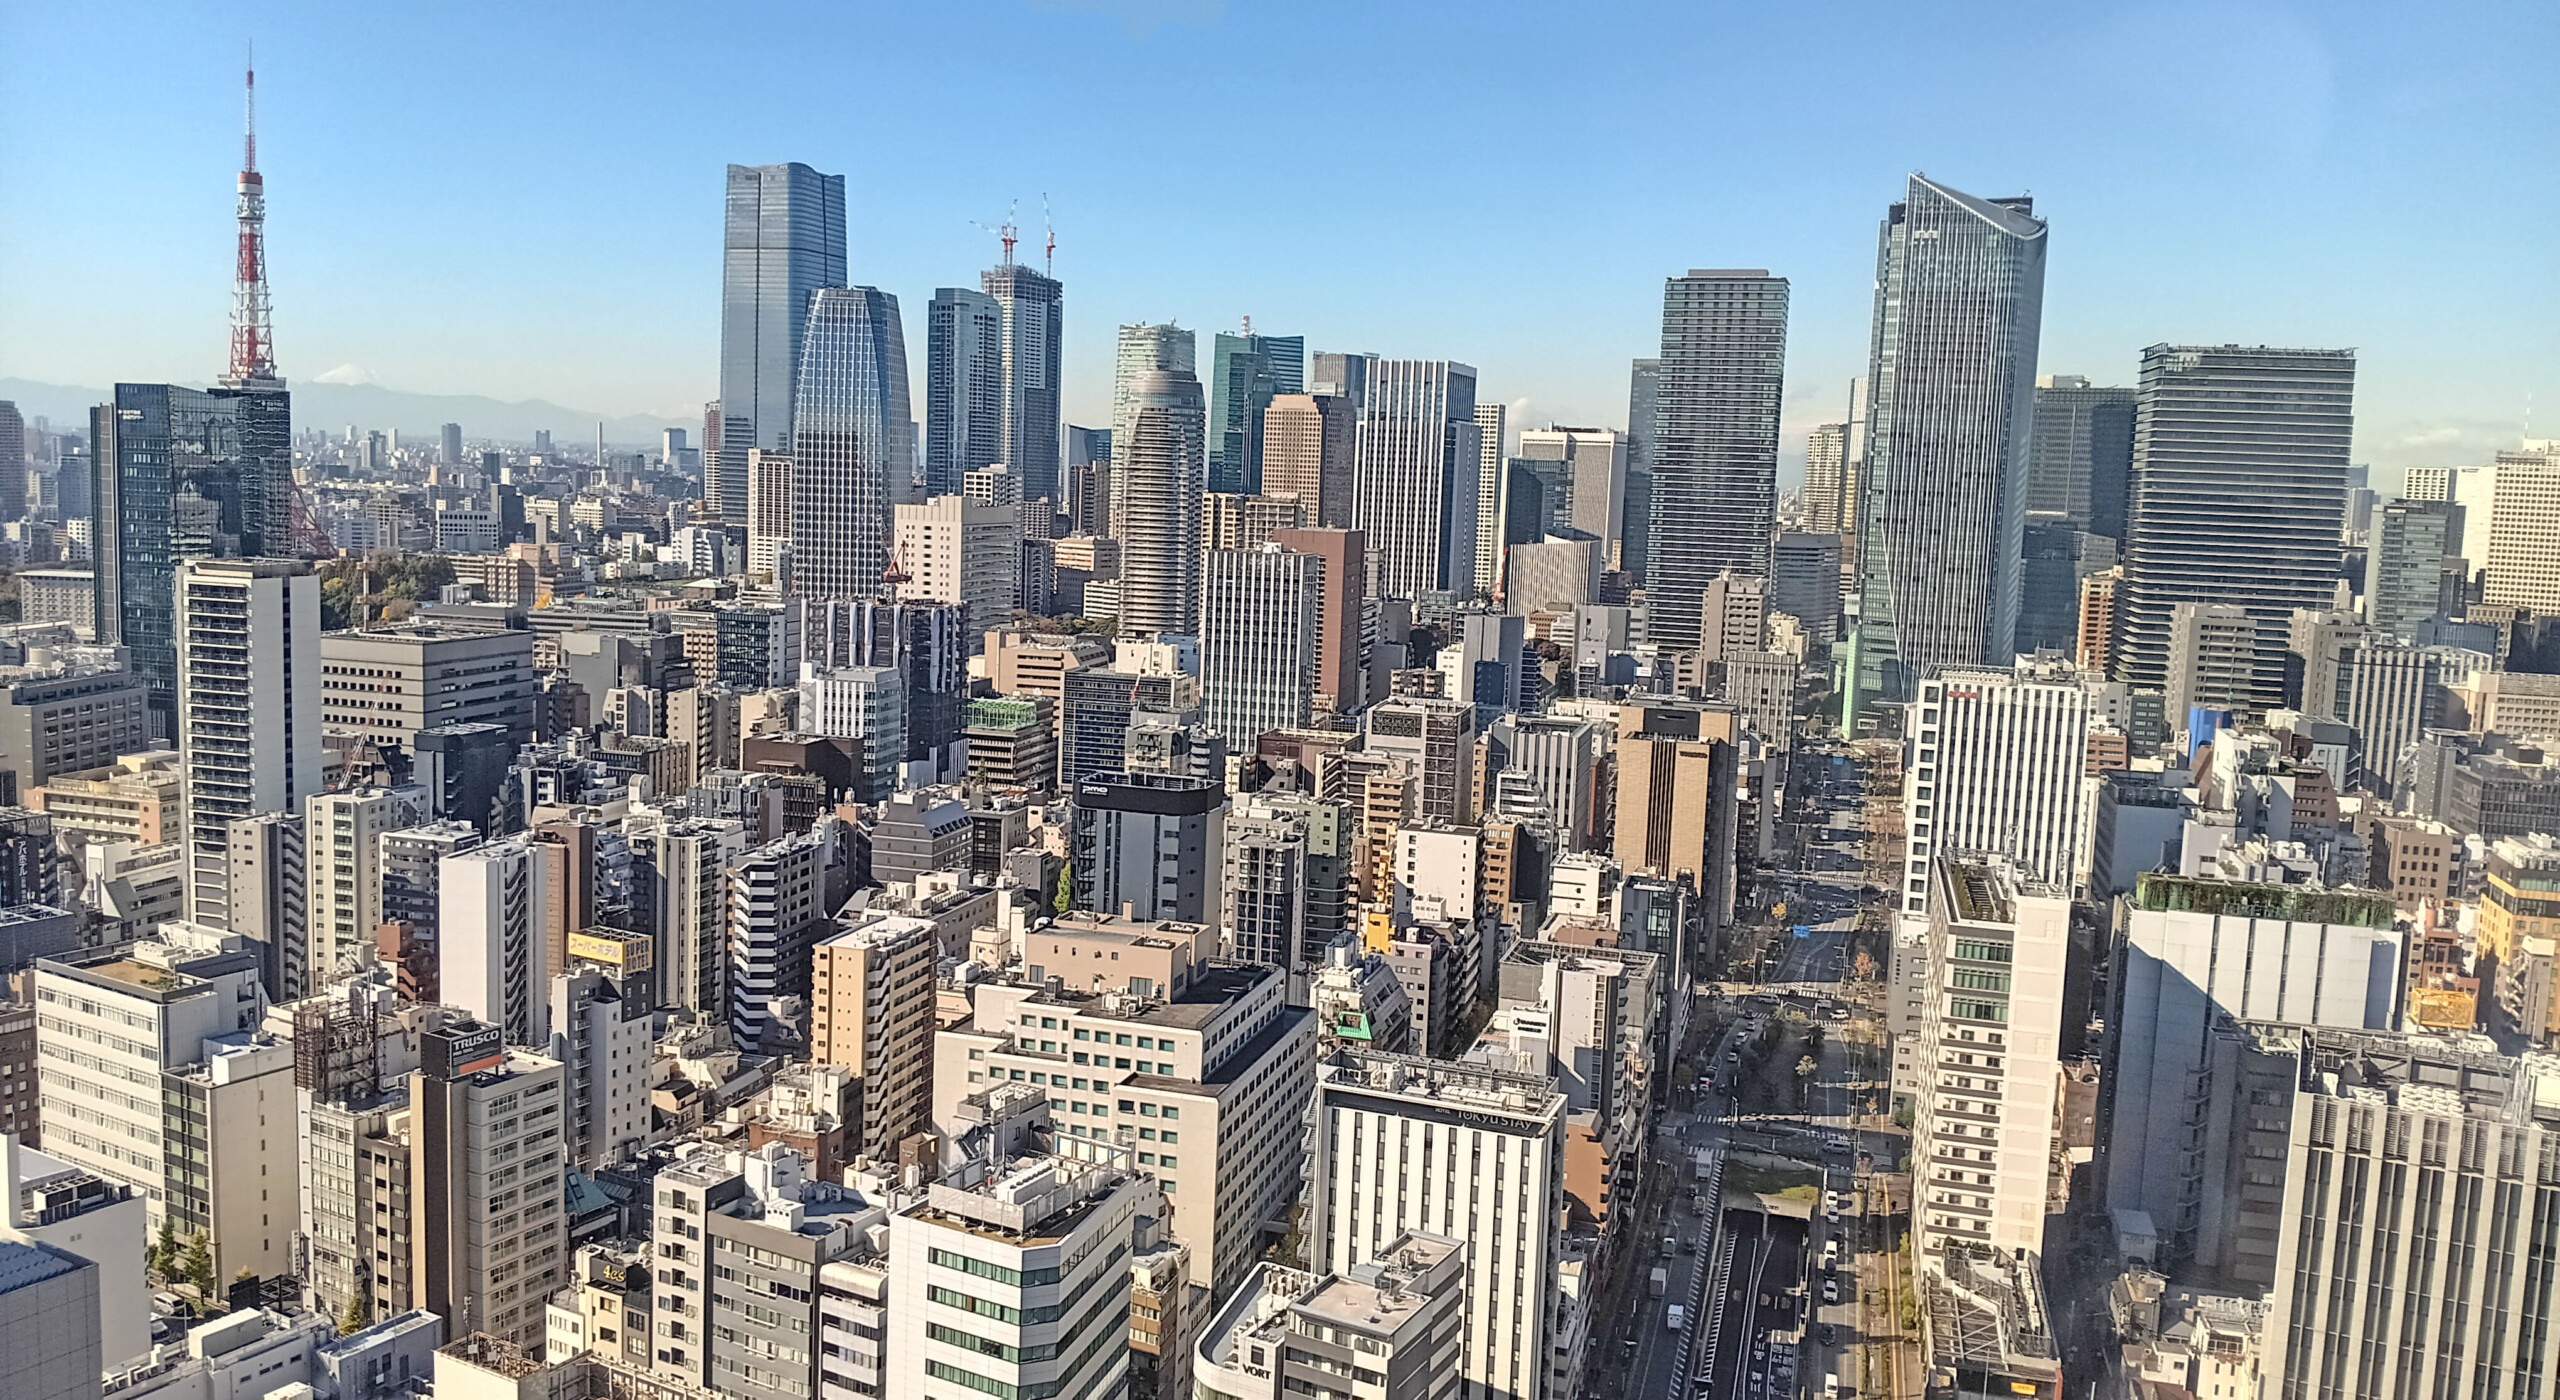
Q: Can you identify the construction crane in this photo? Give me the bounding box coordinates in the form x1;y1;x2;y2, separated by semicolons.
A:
973;200;1021;265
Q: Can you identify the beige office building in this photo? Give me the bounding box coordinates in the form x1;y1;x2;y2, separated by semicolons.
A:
811;915;941;1163
319;625;537;751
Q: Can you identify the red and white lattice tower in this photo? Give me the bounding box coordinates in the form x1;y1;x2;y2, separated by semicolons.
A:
220;61;280;390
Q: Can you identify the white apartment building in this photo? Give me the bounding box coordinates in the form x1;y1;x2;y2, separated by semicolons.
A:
893;493;1018;641
2165;602;2262;718
1394;825;1482;927
31;936;283;1284
1307;1052;1568;1400
886;1152;1148;1400
1913;858;2069;1265
176;558;321;932
1199;545;1321;744
546;966;652;1171
306;787;425;990
1193;1234;1468;1400
727;829;827;1055
939;957;1315;1299
2485;444;2560;614
439;839;551;1047
651;1143;887;1400
818;1255;890;1400
747;448;795;582
1902;659;2092;922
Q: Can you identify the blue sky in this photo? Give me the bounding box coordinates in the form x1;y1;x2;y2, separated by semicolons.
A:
4;0;2553;485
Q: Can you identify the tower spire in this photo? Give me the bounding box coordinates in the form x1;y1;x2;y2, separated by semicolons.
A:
223;54;280;389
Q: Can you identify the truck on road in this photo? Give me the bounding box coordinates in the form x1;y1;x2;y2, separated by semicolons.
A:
1666;1304;1687;1332
1649;1266;1669;1299
1693;1148;1713;1181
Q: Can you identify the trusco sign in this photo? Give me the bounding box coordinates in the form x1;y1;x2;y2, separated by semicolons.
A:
425;1024;504;1080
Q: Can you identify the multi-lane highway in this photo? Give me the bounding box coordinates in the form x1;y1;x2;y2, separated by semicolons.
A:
1668;740;1895;1400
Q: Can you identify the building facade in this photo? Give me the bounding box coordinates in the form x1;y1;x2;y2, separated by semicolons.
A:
1847;177;2047;721
792;287;913;600
2112;345;2358;706
1646;271;1789;650
716;162;847;524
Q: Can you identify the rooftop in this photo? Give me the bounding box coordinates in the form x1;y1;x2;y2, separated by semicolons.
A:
1923;1249;2060;1382
1317;1048;1567;1123
918;1150;1135;1243
1296;1232;1461;1336
0;1238;83;1294
1062;960;1273;1031
2253;1023;2560;1126
2132;872;2396;928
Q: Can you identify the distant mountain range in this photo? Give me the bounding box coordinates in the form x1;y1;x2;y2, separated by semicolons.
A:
0;377;693;450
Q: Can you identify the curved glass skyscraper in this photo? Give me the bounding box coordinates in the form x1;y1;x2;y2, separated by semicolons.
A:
1113;368;1205;637
1847;174;2047;725
792;288;912;600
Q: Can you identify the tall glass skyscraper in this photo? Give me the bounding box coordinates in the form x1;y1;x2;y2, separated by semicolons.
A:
716;162;846;525
982;262;1063;507
91;383;286;740
791;288;912;600
1622;358;1660;584
2112;345;2357;705
1351;360;1481;602
2026;375;2138;543
924;287;1004;498
1645;270;1790;652
1846;175;2047;723
1206;332;1306;494
1113;369;1206;638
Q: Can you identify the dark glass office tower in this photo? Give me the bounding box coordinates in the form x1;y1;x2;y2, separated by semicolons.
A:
924;287;1004;498
91;383;285;739
2026;375;2138;543
1622;358;1659;584
1206;331;1305;494
2113;345;2357;706
1645;271;1789;651
715;162;846;525
983;261;1064;505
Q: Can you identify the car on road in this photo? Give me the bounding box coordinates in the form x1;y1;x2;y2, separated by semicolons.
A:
1816;1323;1836;1346
1822;1276;1842;1304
